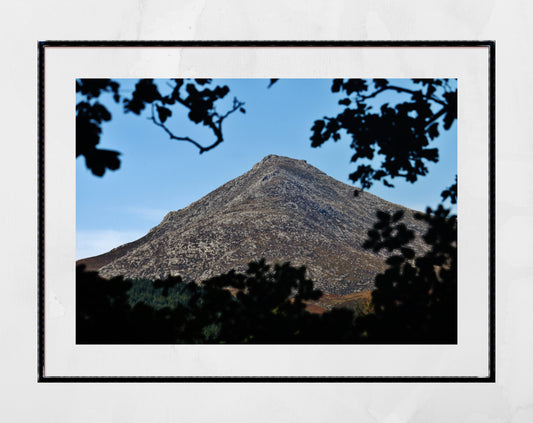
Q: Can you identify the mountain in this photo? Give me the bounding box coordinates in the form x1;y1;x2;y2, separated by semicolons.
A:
78;154;427;295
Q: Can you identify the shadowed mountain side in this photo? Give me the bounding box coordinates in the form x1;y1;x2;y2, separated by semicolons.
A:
78;155;427;295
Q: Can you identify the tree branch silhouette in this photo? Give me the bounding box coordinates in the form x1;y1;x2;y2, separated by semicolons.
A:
76;78;245;176
149;95;245;154
311;78;457;190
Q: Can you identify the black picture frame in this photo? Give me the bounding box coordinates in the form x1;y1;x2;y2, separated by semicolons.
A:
38;40;495;383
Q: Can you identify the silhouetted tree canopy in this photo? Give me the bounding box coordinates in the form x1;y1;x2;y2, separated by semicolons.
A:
310;79;457;191
77;260;365;344
355;204;457;343
76;79;122;176
76;78;245;176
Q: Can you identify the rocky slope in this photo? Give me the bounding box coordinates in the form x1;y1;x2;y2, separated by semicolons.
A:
78;155;427;295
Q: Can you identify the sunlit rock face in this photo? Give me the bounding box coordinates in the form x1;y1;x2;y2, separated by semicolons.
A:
78;155;427;295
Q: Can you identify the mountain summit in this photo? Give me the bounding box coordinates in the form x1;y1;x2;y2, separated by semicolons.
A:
79;155;426;295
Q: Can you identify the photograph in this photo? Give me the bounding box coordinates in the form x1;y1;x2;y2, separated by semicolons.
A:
75;77;458;345
39;43;491;379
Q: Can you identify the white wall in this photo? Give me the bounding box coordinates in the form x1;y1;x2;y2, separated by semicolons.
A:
1;1;531;421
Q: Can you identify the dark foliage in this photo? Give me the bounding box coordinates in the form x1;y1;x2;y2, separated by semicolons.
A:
76;265;183;343
355;205;457;343
76;78;244;176
76;80;121;176
310;78;457;190
77;260;362;344
441;175;458;204
194;260;325;343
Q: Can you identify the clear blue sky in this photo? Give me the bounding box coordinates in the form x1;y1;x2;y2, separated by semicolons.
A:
76;79;457;259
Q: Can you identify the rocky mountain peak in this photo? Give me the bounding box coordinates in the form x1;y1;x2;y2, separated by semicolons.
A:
252;154;307;168
78;155;427;295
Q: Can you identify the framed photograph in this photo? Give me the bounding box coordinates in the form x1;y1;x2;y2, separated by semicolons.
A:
38;41;494;381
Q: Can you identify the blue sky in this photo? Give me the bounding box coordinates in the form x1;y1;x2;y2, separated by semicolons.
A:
76;79;457;259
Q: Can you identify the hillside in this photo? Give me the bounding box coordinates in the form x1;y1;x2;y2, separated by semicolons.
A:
78;154;427;295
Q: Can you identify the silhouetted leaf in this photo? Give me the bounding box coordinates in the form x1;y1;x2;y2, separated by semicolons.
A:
331;79;343;92
373;79;389;89
400;247;415;259
156;105;172;123
392;210;404;222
